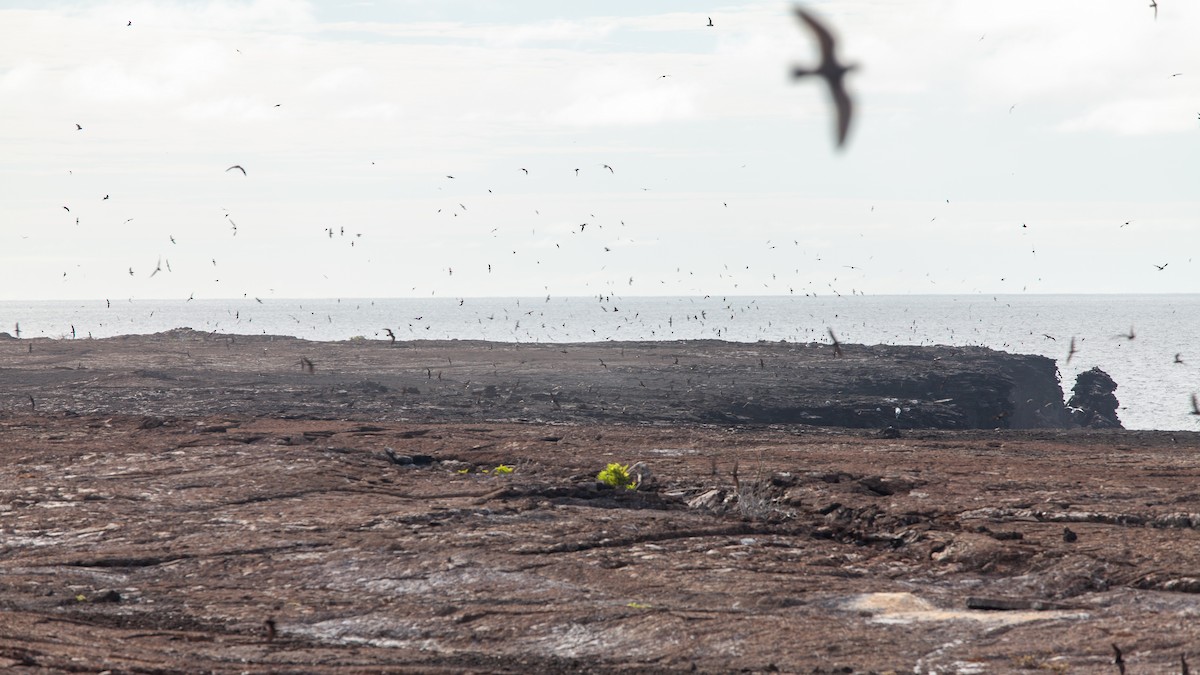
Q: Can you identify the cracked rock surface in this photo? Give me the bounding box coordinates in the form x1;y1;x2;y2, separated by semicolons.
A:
0;333;1195;673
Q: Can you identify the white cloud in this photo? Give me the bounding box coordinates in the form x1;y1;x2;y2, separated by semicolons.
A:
547;68;699;126
1058;96;1198;135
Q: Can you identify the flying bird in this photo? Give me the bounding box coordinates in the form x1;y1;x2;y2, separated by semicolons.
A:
1150;0;1157;19
602;164;614;173
791;6;858;149
1175;353;1185;364
520;168;528;174
149;257;162;278
1066;336;1078;365
384;328;396;343
1118;326;1136;340
226;165;246;175
707;16;714;27
75;123;82;130
1191;394;1200;416
1154;263;1168;270
827;327;843;357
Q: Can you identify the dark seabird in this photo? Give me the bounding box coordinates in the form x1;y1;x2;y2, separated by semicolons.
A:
1062;526;1077;542
603;164;614;173
1150;0;1157;19
300;357;315;374
827;327;843;357
1118;326;1136;340
1191;393;1200;416
1175;353;1185;364
75;123;82;130
574;168;580;176
384;328;396;343
707;16;714;27
226;165;246;175
520;168;528;174
791;6;858;149
1113;644;1126;674
1155;263;1168;270
1066;336;1078;365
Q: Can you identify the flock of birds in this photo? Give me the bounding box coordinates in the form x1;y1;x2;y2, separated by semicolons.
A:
22;4;1200;423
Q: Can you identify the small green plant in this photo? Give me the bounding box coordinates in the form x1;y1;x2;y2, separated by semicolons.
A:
493;464;514;475
597;462;635;490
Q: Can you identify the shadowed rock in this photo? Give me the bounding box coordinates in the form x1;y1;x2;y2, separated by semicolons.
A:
1068;367;1122;429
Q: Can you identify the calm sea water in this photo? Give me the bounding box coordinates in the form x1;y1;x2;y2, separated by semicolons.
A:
2;294;1197;431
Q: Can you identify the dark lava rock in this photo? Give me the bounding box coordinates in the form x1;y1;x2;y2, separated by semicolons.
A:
0;332;1087;431
1068;367;1122;429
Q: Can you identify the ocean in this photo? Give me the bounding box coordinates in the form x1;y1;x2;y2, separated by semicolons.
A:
2;294;1197;432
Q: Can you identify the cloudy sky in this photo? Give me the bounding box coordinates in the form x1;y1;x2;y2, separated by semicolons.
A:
1;0;1197;301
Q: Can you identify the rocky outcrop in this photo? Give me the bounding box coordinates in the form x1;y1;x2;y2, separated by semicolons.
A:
710;343;1072;430
1068;367;1122;429
0;333;1089;431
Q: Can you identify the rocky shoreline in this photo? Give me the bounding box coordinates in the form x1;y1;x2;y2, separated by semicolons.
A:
0;328;1118;430
3;331;1200;673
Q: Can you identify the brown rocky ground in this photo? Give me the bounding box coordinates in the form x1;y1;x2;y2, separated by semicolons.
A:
2;332;1200;673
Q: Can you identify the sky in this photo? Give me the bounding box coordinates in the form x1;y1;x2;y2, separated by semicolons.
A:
1;0;1197;301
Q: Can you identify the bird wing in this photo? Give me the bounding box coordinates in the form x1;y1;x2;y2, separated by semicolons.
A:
829;79;853;147
794;7;837;66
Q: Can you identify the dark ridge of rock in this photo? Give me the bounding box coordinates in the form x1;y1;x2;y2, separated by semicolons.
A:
0;333;1082;430
717;344;1070;430
1068;367;1122;429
